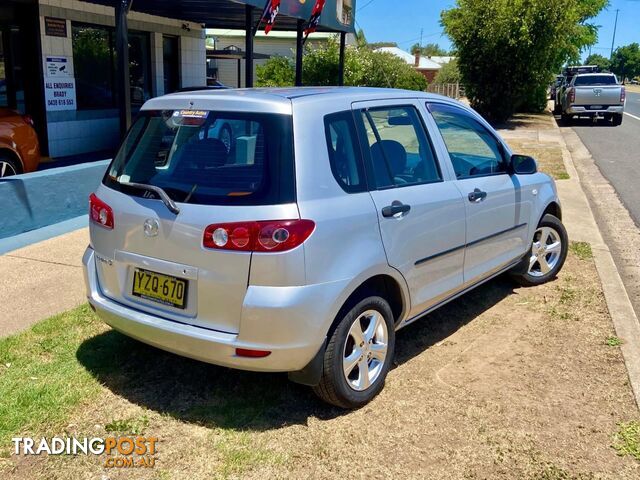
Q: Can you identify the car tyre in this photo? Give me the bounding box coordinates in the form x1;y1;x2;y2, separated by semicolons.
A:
612;114;623;126
510;214;568;287
560;112;572;124
313;296;395;409
553;102;561;115
0;152;21;178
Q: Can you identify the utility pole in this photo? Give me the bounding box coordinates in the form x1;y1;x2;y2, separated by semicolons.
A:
420;28;423;50
610;9;619;59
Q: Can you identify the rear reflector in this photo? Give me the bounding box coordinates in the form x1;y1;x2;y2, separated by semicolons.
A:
235;348;271;358
89;193;114;229
204;219;315;252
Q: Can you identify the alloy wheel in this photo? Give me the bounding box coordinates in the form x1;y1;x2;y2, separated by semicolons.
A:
342;309;389;391
528;226;562;277
0;160;17;178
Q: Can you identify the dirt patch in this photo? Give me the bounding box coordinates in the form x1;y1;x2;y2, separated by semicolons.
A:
2;248;638;479
505;139;568;180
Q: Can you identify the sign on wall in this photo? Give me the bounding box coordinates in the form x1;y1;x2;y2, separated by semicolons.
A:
44;78;77;111
44;17;68;38
45;57;72;77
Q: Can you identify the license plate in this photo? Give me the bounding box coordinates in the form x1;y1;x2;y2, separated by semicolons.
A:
590;105;603;110
132;268;188;309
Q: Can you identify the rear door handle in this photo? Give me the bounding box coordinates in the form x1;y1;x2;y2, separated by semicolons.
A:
382;201;411;218
468;188;487;203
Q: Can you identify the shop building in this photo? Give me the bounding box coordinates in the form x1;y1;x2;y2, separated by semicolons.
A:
1;0;354;163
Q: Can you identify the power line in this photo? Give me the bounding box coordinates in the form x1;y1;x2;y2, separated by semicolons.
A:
357;0;378;12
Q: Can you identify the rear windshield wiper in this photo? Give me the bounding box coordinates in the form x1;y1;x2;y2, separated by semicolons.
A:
121;182;181;215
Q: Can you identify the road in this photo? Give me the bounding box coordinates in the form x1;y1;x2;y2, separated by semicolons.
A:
570;91;640;226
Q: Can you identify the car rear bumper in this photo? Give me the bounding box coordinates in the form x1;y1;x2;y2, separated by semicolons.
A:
565;105;624;115
83;247;343;373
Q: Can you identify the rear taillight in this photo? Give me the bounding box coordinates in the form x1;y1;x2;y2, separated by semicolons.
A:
568;88;575;103
22;115;34;127
621;87;626;103
203;220;315;252
89;193;114;229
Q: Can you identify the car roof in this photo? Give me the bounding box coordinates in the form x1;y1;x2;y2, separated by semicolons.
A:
142;87;458;114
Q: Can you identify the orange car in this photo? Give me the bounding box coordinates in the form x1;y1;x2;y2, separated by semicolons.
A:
0;108;41;177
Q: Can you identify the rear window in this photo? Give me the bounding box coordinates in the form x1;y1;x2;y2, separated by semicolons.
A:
104;110;295;206
574;75;617;86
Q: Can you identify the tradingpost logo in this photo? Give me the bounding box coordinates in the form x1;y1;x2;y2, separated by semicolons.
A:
12;436;158;468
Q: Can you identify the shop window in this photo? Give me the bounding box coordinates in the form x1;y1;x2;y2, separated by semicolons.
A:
72;24;116;109
163;36;179;94
128;31;151;109
72;23;152;110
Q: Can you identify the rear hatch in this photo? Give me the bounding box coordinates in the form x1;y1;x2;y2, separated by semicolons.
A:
573;74;622;106
90;107;297;334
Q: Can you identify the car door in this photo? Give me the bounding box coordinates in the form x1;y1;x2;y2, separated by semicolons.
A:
427;102;529;284
352;100;467;318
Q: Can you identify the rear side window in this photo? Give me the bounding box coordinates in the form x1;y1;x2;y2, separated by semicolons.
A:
104;110;295;206
359;106;442;189
324;111;366;193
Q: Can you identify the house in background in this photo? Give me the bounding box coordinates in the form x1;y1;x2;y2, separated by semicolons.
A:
375;47;455;83
207;29;338;87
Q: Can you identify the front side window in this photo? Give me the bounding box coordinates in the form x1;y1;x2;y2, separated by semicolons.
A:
324;111;365;193
360;106;442;189
104;110;294;206
428;103;507;179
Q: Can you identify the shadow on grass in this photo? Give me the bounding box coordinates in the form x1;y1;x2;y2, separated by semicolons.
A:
76;277;515;431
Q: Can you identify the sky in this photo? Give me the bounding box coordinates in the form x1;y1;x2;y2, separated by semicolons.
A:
355;0;640;60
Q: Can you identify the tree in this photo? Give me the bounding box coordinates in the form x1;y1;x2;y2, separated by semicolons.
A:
368;41;399;49
410;43;449;56
355;29;368;48
433;59;461;85
256;40;428;91
441;0;608;121
610;43;640;81
584;53;611;72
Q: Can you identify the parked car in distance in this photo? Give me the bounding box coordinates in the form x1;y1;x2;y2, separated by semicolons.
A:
83;87;568;408
553;65;600;114
550;74;563;100
0;108;41;177
560;73;625;125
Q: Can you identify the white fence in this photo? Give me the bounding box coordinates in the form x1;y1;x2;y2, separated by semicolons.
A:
426;83;465;99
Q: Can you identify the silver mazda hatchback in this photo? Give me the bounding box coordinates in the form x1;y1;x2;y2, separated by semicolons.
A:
83;87;567;408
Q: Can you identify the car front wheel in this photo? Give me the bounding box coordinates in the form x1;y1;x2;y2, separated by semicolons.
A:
313;296;395;409
0;153;21;178
510;214;568;287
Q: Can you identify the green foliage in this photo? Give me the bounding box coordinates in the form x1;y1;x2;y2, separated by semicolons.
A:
442;0;608;121
257;40;428;91
584;53;611;72
368;41;399;49
255;56;296;87
410;42;449;56
613;421;640;461
610;43;640;81
433;59;461;85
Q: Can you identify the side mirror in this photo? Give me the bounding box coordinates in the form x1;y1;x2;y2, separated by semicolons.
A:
510;154;537;175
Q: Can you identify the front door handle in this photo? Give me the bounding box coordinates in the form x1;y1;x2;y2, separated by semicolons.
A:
382;201;411;218
468;188;487;203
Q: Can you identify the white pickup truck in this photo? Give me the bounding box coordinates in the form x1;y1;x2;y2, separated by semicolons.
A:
561;73;626;126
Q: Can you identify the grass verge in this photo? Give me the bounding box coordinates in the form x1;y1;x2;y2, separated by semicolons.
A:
0;304;105;454
614;421;640;461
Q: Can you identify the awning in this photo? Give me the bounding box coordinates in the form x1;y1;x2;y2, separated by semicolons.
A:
79;0;356;33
